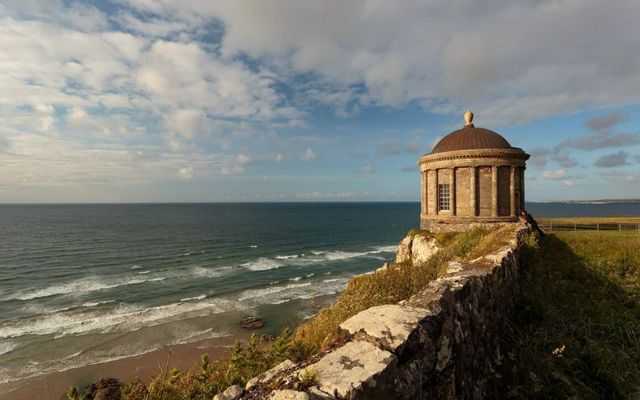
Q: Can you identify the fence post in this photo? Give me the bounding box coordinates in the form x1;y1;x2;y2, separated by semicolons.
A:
619;224;621;232
550;221;553;233
597;223;599;231
574;222;576;232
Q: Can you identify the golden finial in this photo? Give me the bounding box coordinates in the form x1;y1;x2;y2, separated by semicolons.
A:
464;109;474;126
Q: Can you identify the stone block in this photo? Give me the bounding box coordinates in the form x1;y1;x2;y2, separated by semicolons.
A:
306;341;397;399
339;304;430;353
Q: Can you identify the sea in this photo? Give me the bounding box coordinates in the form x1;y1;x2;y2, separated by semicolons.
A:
0;201;638;387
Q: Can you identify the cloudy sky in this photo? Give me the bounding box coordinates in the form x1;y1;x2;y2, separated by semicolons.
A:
1;0;639;202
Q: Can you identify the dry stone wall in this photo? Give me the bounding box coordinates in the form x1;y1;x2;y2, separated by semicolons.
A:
233;223;531;400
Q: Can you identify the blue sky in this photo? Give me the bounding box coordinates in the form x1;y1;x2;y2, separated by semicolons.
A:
0;0;639;202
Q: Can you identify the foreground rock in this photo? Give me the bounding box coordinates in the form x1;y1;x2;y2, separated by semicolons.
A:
240;316;265;329
395;231;440;265
214;384;243;400
86;378;122;400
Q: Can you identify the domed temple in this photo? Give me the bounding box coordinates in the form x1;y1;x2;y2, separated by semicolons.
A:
418;111;530;231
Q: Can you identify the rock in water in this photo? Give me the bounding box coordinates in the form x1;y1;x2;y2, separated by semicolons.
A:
240;316;264;329
86;378;122;400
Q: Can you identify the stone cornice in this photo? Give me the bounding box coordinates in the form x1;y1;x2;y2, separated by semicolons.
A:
418;147;530;165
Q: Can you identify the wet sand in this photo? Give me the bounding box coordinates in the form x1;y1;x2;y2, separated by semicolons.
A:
0;333;249;400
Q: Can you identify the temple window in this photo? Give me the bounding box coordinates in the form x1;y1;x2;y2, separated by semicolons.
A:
438;184;450;211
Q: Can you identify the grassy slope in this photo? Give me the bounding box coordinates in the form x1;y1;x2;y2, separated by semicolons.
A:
501;231;640;399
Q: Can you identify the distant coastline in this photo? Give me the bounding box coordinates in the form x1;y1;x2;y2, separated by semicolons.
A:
534;199;640;205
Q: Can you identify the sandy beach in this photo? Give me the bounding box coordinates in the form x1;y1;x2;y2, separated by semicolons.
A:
0;333;248;400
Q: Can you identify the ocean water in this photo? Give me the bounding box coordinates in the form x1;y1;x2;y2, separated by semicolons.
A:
0;203;417;385
1;201;638;386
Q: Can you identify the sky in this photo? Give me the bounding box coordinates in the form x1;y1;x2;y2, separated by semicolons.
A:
0;0;639;203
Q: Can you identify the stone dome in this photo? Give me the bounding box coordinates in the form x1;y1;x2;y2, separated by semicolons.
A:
431;125;512;154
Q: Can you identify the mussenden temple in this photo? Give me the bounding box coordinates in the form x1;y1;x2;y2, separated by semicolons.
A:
418;111;530;232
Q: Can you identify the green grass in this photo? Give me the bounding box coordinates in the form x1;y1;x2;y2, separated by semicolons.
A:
538;216;640;225
501;231;640;399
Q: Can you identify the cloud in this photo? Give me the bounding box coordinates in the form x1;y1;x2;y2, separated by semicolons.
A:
221;153;252;175
0;135;10;153
402;165;418;172
119;0;640;124
542;169;567;180
178;166;194;179
275;153;284;162
300;148;317;161
585;111;628;131
377;140;423;156
166;109;209;139
357;164;374;173
556;131;640;151
551;153;578;168
594;151;629;168
377;141;403;156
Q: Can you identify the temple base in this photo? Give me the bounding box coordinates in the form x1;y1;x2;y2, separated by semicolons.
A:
420;216;519;232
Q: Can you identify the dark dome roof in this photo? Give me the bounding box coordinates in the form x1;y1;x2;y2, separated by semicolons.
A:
431;125;512;153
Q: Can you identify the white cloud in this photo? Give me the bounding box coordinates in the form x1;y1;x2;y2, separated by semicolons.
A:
542;169;567;180
220;153;252;175
166;109;208;139
300;148;317;161
178;166;194;179
275;153;284;162
357;164;374;173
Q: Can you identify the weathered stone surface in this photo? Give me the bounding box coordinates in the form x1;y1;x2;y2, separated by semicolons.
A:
410;234;439;266
339;304;430;352
306;341;396;399
214;384;243;400
268;389;309;400
395;235;413;263
395;233;440;266
307;386;334;399
246;360;296;390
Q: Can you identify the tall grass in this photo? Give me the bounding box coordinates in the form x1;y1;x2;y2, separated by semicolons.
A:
501;232;640;399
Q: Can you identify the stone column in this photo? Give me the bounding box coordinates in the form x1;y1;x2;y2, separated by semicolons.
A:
470;166;477;216
420;170;427;216
434;169;439;214
491;165;498;217
521;167;526;211
450;167;456;216
510;166;516;217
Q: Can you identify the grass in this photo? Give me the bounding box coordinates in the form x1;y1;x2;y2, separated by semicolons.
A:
538;216;640;225
500;231;640;399
67;225;520;400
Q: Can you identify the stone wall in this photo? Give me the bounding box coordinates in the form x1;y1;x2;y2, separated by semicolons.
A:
232;223;532;400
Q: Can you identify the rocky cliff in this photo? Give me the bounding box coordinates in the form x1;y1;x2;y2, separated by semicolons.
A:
219;223;532;400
